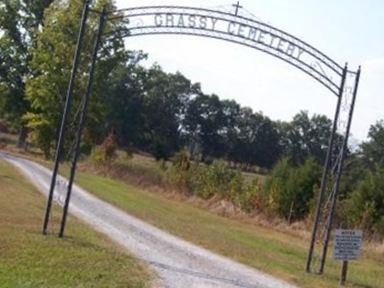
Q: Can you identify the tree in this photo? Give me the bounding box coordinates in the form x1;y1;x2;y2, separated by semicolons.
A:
104;56;147;149
231;108;282;168
219;100;241;149
279;111;333;165
345;168;384;238
183;97;283;168
264;157;321;220
0;0;54;147
183;93;227;161
140;66;198;160
361;120;384;170
104;60;202;161
337;153;367;200
25;0;127;158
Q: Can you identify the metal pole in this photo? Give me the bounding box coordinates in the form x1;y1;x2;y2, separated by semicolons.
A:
339;261;348;286
59;7;107;238
318;66;361;274
42;0;91;235
305;64;348;272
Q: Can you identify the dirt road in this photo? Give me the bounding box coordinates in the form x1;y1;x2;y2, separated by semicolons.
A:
1;152;296;288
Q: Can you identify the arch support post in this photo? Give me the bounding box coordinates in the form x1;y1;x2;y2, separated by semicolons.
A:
305;64;348;272
59;7;107;238
317;66;361;274
42;0;91;235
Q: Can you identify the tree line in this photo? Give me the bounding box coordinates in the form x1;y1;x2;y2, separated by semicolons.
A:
1;0;383;238
0;0;335;169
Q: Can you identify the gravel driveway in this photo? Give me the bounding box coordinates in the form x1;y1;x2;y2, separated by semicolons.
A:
1;152;296;288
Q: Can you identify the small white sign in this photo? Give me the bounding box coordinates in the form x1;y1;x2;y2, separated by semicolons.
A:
333;229;363;261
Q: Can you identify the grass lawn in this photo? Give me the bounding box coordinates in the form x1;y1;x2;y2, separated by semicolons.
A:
2;148;383;288
73;169;384;288
0;159;152;288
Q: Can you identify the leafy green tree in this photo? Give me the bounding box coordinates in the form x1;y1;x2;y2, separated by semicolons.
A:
333;151;369;204
361;120;384;170
279;111;333;165
345;168;384;238
183;93;226;161
230;108;282;168
0;0;54;147
139;66;198;160
219;99;241;158
264;157;321;220
25;0;127;158
104;57;147;148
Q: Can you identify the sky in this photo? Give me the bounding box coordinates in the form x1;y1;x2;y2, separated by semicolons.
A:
114;0;384;141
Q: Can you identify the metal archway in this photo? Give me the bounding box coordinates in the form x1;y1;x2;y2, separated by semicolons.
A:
107;6;344;96
42;1;361;277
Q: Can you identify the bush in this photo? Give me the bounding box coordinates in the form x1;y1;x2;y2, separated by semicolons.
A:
264;157;321;220
167;156;246;201
236;178;263;213
167;156;263;213
262;158;291;214
90;132;118;165
345;169;384;239
189;160;243;200
24;113;54;158
89;146;106;165
167;150;191;189
166;152;322;220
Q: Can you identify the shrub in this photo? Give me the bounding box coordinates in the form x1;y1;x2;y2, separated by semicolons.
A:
24;113;53;158
167;157;245;201
262;157;291;215
345;169;384;239
167;150;191;189
90;131;118;165
102;131;118;160
264;157;321;220
189;160;242;200
89;146;106;165
166;152;321;219
236;178;263;213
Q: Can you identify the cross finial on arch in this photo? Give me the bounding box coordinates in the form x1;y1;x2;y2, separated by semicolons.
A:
232;1;243;16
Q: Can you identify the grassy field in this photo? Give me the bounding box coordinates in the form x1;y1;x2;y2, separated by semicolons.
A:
1;147;383;287
0;160;152;288
72;169;384;288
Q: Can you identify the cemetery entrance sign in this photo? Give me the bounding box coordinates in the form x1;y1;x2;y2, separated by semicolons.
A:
109;6;344;96
42;2;361;276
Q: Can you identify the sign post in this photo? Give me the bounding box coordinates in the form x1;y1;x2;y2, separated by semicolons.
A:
333;229;363;286
340;260;348;286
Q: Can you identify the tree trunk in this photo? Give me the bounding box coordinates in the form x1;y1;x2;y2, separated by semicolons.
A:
17;125;28;150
